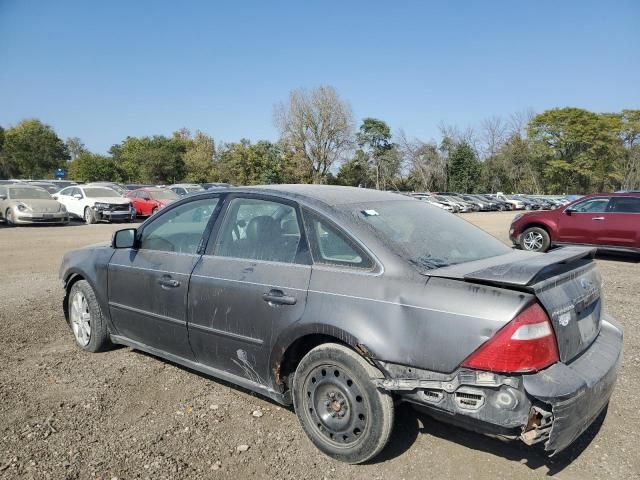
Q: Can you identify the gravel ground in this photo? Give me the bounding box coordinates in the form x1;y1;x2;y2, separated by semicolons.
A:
0;213;637;479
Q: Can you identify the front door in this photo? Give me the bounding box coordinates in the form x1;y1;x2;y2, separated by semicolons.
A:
108;196;220;358
556;197;611;245
188;195;311;385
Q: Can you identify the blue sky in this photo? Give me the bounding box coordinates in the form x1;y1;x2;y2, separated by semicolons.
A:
1;0;638;153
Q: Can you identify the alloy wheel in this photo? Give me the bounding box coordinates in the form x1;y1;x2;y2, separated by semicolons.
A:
523;231;544;251
70;291;91;346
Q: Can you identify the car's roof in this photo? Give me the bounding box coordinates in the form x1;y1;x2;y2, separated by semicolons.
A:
217;184;409;207
7;184;44;189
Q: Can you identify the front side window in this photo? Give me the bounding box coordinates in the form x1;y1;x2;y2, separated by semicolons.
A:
609;197;640;213
139;198;218;254
572;198;610;213
303;211;373;269
215;197;302;264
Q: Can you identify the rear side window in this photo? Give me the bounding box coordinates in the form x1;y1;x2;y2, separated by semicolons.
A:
609;197;640;213
303;211;373;269
214;197;302;264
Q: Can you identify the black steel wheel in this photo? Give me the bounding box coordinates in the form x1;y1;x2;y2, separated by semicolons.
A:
292;343;394;464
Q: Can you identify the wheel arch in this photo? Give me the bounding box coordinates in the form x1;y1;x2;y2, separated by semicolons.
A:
521;221;555;242
269;324;378;390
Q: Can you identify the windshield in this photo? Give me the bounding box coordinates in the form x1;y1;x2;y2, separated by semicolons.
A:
84;187;120;198
9;187;52;200
353;200;510;270
32;184;58;194
150;189;178;200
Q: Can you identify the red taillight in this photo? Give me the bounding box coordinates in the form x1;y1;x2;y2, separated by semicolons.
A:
461;303;559;373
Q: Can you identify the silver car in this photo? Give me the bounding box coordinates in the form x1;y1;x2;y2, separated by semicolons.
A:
0;184;69;225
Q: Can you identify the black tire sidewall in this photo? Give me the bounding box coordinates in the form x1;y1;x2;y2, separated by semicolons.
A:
292;344;393;464
521;226;551;252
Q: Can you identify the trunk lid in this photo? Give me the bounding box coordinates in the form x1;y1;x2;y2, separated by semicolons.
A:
429;246;602;363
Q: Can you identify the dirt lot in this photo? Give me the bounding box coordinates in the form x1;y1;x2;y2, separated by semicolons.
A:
0;212;637;479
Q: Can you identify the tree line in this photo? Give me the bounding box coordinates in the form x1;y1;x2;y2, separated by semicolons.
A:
1;86;638;194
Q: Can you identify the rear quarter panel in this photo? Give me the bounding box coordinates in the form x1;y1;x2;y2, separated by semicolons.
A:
280;265;533;374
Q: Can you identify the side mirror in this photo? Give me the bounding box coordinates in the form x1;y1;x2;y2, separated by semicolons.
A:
0;194;6;200
73;193;82;199
565;208;575;215
112;228;137;249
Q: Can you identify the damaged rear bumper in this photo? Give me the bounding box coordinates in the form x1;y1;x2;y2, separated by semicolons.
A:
374;315;623;454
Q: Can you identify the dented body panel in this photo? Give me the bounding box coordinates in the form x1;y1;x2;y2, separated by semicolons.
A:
59;185;623;456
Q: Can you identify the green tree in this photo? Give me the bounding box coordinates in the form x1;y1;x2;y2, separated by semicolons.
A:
449;142;481;193
182;131;216;183
337;150;372;187
68;152;122;182
2;119;69;178
528;108;623;193
217;139;285;185
356;118;396;190
110;135;186;183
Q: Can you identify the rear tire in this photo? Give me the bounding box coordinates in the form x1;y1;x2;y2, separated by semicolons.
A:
292;343;394;464
84;207;96;225
67;280;111;352
520;226;551;252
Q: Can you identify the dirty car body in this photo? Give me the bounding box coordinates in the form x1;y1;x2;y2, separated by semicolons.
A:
59;185;622;460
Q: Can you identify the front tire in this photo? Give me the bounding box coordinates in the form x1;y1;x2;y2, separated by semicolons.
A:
84;207;97;225
5;208;15;227
67;280;110;352
520;226;551;252
292;343;394;464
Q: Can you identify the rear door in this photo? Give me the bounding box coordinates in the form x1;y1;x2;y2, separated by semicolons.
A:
600;196;640;248
187;194;311;384
108;196;221;358
556;197;611;245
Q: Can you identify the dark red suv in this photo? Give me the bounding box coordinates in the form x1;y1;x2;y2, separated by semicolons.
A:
510;192;640;253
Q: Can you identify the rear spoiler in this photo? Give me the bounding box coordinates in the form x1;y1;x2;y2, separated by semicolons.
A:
460;246;596;287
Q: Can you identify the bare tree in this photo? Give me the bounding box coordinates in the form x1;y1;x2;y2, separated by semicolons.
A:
479;115;507;158
508;108;536;137
274;86;354;183
65;137;87;161
397;130;446;191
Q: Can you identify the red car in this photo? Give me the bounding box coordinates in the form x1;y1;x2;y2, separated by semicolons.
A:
125;187;178;217
510;192;640;253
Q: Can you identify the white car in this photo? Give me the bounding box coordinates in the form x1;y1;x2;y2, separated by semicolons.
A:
495;193;525;210
54;185;135;224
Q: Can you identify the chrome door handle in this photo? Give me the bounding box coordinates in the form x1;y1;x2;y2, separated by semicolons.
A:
262;289;297;306
591;216;605;221
158;275;180;289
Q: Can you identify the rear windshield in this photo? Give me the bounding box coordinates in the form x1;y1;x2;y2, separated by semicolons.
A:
84;187;120;198
150;189;178;200
352;200;510;270
8;187;51;200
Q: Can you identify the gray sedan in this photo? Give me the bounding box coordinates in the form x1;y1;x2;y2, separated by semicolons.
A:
59;185;622;464
0;184;69;225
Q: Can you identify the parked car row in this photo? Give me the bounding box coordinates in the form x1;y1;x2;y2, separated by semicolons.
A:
407;191;573;213
0;179;235;226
